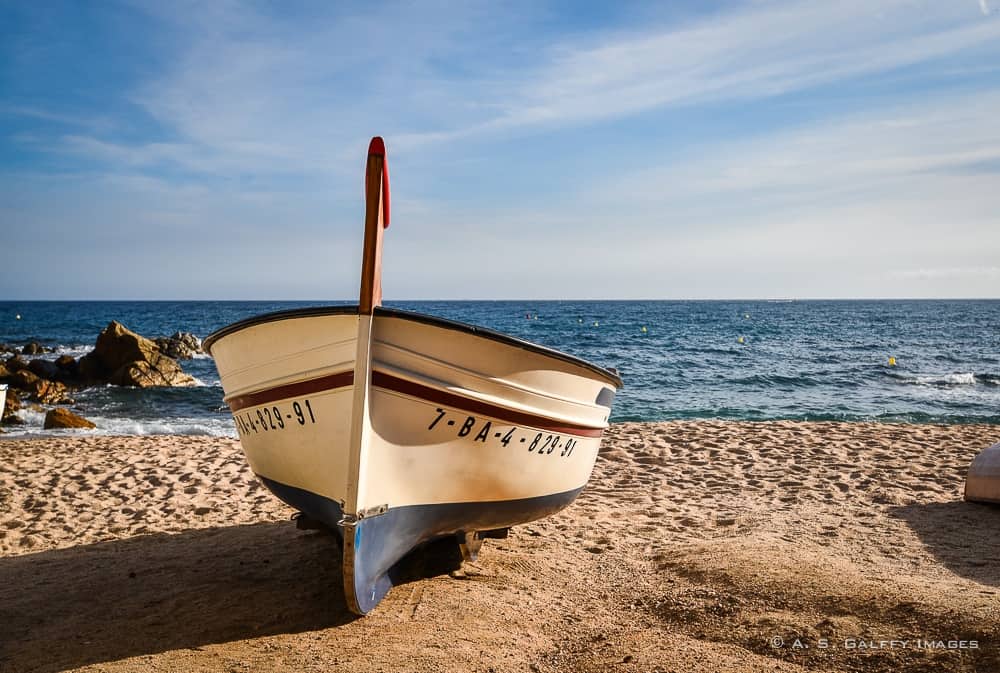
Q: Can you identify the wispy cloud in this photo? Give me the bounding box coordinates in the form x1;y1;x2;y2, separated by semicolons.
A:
488;1;999;129
590;88;1000;212
51;0;1000;175
398;0;1000;144
891;266;1000;279
0;105;106;130
4;0;1000;298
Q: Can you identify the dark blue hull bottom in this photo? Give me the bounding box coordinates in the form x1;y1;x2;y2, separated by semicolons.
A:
259;475;583;614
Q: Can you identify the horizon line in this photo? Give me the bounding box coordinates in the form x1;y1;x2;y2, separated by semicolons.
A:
2;297;1000;303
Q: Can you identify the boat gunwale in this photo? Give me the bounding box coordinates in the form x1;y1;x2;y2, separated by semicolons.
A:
203;305;623;388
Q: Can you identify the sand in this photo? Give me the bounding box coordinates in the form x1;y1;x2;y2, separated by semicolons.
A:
1;421;998;673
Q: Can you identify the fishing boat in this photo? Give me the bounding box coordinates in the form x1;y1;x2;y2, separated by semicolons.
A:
204;137;623;615
965;442;1000;505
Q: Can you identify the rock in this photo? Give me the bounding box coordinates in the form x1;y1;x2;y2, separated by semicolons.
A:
154;332;202;359
76;352;104;382
53;354;79;381
110;358;196;387
21;342;52;355
2;387;22;422
10;370;70;404
89;321;196;388
55;354;78;373
0;363;11;382
35;379;70;404
5;355;28;373
11;369;40;390
43;407;96;429
94;321;161;373
27;358;61;381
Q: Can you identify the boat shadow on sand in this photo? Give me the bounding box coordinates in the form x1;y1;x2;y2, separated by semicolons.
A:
889;500;1000;587
0;520;462;673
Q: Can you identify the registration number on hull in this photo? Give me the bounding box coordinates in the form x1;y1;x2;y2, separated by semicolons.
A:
427;407;579;458
233;398;317;436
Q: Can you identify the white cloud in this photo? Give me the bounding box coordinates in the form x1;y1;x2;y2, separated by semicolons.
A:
377;85;1000;299
54;0;1000;174
590;88;1000;212
7;0;1000;298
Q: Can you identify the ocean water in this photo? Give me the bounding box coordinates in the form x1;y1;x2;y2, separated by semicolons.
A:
1;300;998;436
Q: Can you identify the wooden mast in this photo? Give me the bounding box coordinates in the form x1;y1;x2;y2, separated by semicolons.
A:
359;137;389;314
344;137;391;613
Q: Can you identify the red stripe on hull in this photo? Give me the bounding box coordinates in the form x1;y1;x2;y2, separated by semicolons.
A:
227;371;354;411
371;371;605;438
226;369;605;438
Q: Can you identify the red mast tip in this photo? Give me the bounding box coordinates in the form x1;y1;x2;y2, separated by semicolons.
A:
368;136;386;156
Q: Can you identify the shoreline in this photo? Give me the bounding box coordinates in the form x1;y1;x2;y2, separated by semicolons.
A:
2;420;998;672
3;416;999;442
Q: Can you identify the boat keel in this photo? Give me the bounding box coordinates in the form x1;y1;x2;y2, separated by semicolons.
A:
259;474;582;615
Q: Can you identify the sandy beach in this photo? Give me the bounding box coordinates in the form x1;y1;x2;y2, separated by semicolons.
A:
1;421;998;673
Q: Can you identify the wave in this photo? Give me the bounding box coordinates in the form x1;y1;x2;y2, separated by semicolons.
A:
9;344;92;361
731;373;823;387
9;344;214;362
886;371;998;387
612;407;1000;425
53;344;92;357
0;410;237;438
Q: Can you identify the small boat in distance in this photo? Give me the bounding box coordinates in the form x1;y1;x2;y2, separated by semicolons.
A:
205;138;622;615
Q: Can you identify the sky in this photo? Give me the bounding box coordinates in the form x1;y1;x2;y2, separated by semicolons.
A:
1;0;999;300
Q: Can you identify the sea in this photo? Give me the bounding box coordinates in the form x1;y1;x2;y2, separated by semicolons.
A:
1;300;998;437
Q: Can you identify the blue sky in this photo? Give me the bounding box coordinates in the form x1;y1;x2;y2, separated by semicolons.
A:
2;0;999;299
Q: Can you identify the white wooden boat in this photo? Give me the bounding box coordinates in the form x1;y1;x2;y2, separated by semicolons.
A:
965;442;1000;505
204;137;622;615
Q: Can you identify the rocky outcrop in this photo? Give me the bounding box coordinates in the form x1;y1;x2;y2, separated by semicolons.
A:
1;323;199;429
154;332;202;360
109;359;195;387
94;322;161;372
10;370;71;404
81;321;196;388
43;407;96;429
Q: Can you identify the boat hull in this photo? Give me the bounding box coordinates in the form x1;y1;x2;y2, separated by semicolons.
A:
261;474;582;612
206;306;620;613
965;442;1000;505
